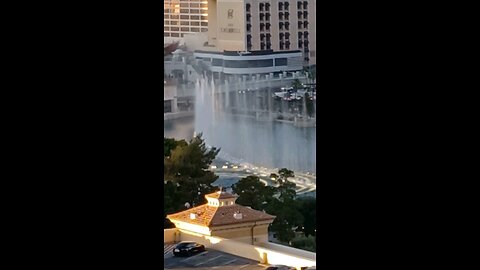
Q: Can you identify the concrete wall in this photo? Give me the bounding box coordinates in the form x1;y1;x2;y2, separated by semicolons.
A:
164;228;177;243
211;224;269;245
171;228;316;270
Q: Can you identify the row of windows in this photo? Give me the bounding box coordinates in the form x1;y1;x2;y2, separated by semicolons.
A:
165;32;208;37
298;1;309;10
165;21;208;26
211;59;274;68
298;11;309;20
164;8;207;14
165;15;208;20
246;2;309;13
298;21;309;29
164;27;207;32
176;3;208;8
278;2;290;11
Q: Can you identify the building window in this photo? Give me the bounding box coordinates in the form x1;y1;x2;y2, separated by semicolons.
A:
285;33;290;40
246;3;251;12
201;22;207;26
298;1;302;9
299;41;303;48
259;3;264;11
171;27;179;31
260;13;264;21
284;2;289;10
266;44;271;50
304;21;309;29
285;22;290;30
285;12;289;20
171;33;179;37
304;11;308;19
247;23;252;32
180;15;188;20
275;58;287;66
298;32;303;39
279;2;283;10
279;33;284;40
164;26;169;31
181;27;189;32
260;23;265;31
279;42;284;50
266;3;270;12
180;9;188;13
266;13;271;21
279;22;284;30
181;21;189;25
298;21;303;29
247;14;251;22
304;1;308;9
266;22;271;30
261;43;265;50
191;15;199;20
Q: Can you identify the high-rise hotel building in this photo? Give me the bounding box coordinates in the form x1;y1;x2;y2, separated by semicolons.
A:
164;0;209;38
164;0;316;69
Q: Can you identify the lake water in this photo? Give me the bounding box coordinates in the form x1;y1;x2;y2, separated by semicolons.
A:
164;116;316;173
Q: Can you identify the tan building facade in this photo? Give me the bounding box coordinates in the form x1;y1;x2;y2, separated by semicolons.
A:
164;0;209;38
204;0;316;66
167;189;276;245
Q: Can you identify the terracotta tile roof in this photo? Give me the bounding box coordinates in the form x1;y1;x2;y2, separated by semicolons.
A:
167;204;275;227
205;191;239;199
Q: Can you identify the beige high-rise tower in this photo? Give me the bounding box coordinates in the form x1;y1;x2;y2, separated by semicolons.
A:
164;0;316;66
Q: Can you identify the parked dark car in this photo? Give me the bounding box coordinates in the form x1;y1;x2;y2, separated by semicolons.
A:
172;241;206;257
265;265;296;270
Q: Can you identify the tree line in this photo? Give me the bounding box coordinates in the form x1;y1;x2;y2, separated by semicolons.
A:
163;135;316;251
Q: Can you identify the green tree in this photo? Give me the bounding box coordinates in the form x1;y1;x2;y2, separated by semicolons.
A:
292;79;303;89
303;92;314;118
296;197;316;237
163;134;220;228
233;175;276;211
264;168;305;244
164;137;187;157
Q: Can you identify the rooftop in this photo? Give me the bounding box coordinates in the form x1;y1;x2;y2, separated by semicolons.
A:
167;190;275;227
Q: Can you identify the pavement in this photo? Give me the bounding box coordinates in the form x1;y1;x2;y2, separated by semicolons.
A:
164;243;267;270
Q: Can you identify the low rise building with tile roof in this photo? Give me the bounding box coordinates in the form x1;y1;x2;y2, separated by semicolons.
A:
167;188;276;245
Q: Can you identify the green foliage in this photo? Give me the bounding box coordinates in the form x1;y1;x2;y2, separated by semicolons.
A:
163;134;220;227
303;92;314;118
291;235;316;252
292;79;303;89
233;175;276;211
296;197;316;237
164;137;187;157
